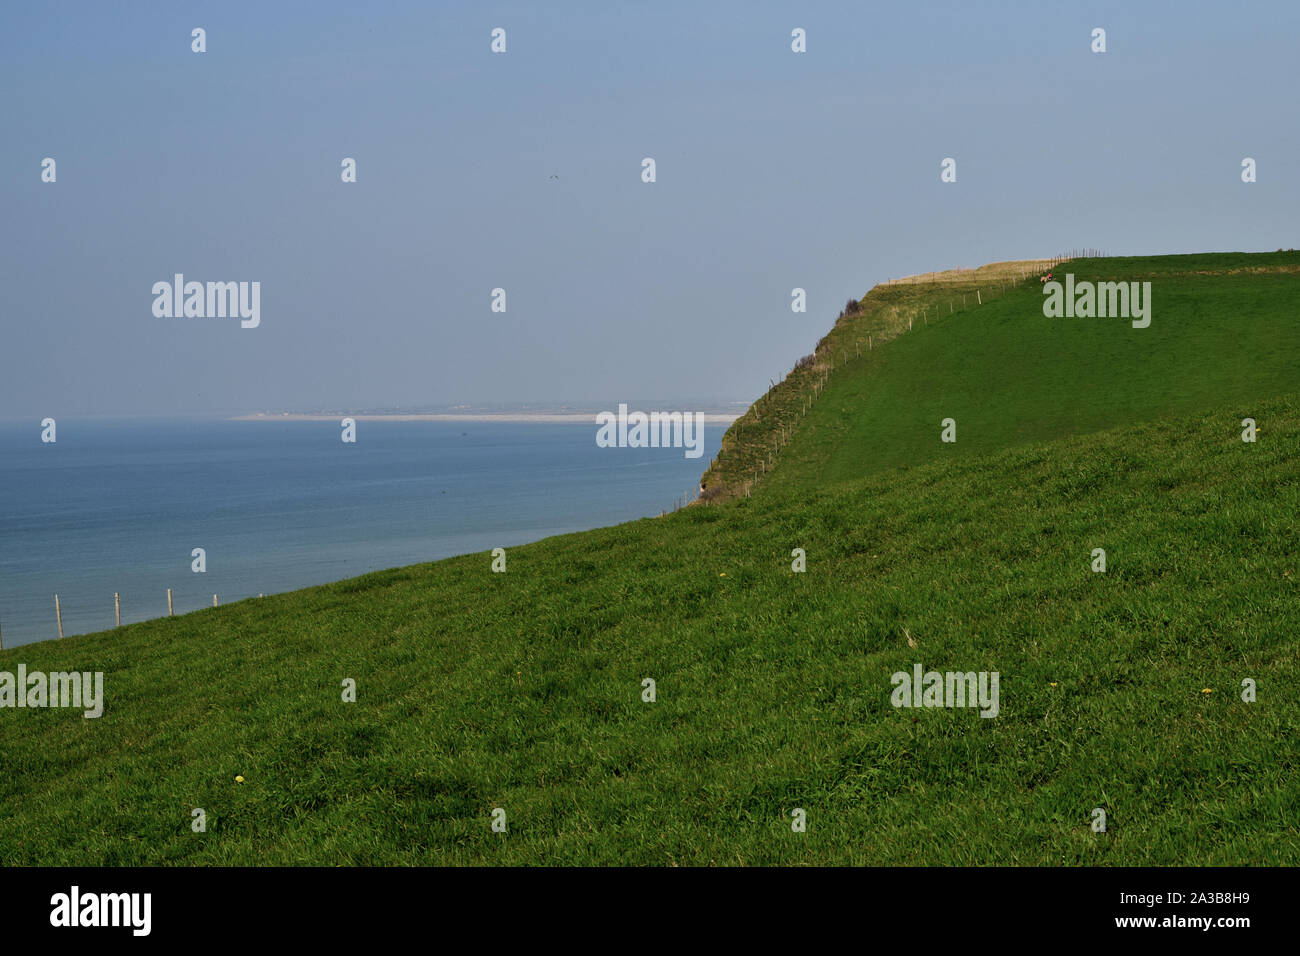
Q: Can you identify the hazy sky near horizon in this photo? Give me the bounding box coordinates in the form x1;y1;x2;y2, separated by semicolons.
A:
2;0;1296;417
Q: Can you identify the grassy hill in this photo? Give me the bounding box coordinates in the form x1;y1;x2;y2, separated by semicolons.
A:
704;252;1300;498
2;253;1297;865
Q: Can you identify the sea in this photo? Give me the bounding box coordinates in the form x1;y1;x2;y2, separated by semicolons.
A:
0;417;724;648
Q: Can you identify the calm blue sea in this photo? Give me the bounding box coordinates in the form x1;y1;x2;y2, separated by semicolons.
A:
0;419;720;648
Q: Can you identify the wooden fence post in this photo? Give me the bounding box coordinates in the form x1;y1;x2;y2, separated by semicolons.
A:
168;588;173;616
115;592;120;627
55;594;63;639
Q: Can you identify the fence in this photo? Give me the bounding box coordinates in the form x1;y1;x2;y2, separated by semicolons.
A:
0;589;270;647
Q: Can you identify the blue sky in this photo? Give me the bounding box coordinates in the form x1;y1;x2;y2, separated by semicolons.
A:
2;0;1296;416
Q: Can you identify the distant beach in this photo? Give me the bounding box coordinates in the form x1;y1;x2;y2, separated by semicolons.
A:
231;411;745;424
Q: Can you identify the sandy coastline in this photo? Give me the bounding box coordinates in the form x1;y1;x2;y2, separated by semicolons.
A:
232;412;745;424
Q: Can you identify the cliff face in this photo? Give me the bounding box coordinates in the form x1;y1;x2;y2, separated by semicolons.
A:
700;258;1060;502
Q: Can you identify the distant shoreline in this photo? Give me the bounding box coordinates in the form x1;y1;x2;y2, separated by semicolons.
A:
231;412;745;424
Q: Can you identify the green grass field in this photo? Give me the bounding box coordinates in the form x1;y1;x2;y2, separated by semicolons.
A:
2;253;1297;865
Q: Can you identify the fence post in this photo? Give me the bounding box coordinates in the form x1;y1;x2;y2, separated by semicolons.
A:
167;588;173;616
115;592;120;627
213;594;218;607
55;594;63;639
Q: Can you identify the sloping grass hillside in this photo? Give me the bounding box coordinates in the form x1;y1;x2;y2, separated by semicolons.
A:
702;257;1059;499
1;253;1296;865
706;252;1300;499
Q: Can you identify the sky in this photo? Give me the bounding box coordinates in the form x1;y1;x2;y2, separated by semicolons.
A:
1;0;1296;417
